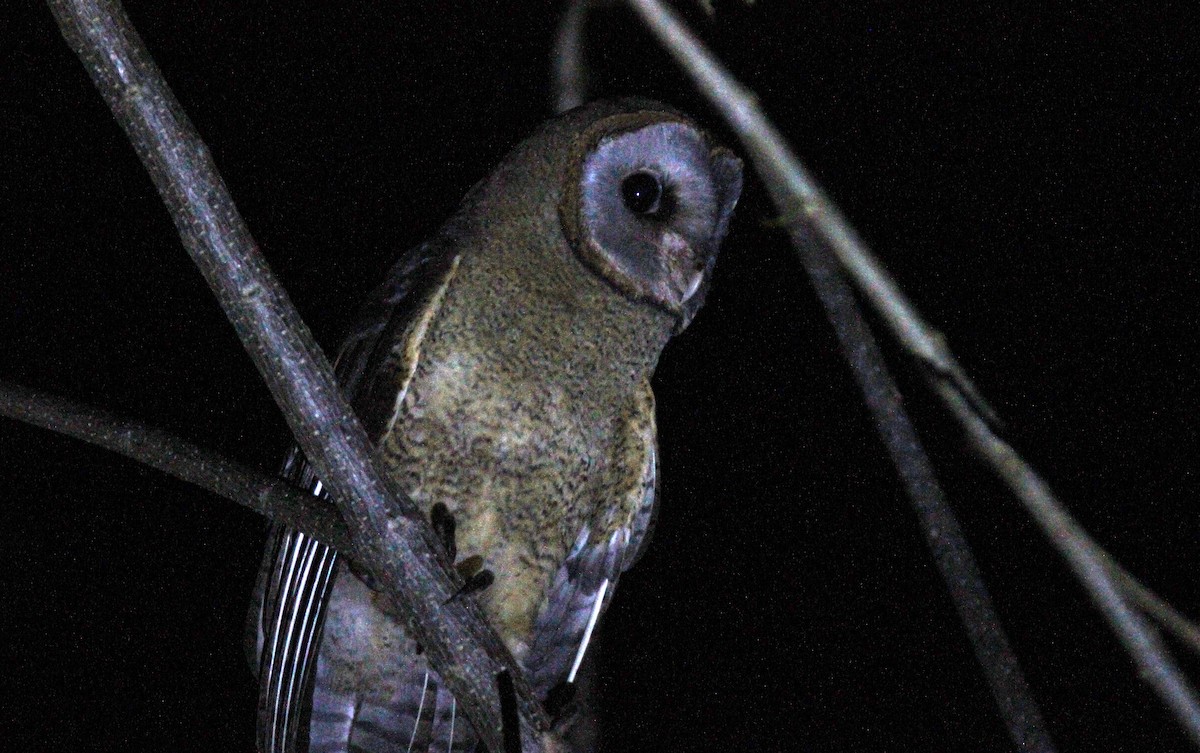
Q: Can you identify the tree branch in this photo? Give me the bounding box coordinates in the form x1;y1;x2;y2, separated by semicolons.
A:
588;3;1053;750
625;0;1200;746
1110;559;1200;659
43;1;548;750
0;378;354;556
781;240;1056;752
552;0;590;113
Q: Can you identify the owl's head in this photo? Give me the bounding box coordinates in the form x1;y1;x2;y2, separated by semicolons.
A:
559;101;743;332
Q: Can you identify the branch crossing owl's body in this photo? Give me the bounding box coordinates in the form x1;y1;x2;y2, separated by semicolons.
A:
249;100;741;753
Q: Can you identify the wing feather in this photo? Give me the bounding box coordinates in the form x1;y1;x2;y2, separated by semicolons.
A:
525;383;659;700
248;240;459;753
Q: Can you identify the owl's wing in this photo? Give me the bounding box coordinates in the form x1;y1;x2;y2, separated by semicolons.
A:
524;381;659;702
246;239;460;753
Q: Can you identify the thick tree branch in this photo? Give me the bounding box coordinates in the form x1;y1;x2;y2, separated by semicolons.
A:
43;1;548;751
626;0;1200;746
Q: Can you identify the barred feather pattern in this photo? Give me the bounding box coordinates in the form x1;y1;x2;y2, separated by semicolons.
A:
250;457;656;753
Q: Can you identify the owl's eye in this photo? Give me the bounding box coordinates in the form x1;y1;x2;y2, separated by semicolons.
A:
620;170;663;216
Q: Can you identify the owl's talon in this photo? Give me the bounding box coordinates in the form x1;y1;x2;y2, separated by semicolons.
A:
462;568;495;595
444;568;494;603
430;502;457;561
428;510;494;602
455;553;483;579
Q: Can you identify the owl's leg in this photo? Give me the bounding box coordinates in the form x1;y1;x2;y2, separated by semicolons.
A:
430;503;495;601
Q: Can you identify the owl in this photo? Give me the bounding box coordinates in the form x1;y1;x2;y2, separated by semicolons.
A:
248;98;742;752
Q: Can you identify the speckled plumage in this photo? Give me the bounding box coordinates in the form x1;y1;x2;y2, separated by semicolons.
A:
248;99;742;753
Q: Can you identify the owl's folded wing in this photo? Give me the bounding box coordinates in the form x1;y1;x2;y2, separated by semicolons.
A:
525;382;659;700
246;238;460;753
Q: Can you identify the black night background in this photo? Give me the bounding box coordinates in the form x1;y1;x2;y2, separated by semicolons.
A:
2;2;1197;751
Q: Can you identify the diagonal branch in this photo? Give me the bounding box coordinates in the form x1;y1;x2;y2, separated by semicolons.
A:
43;1;548;751
625;0;1200;747
1110;559;1200;659
779;238;1056;752
578;3;1053;750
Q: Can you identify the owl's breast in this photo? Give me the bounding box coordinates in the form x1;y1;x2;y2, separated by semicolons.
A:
378;348;610;654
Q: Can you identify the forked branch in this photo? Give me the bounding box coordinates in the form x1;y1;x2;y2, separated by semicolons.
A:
624;0;1200;746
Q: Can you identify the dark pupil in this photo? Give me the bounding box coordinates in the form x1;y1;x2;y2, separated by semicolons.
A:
621;171;662;215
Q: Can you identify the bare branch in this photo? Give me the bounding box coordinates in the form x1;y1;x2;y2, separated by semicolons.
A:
43;1;548;750
944;386;1200;744
626;0;1200;746
553;0;590;113
581;1;1057;749
0;378;354;556
780;246;1056;752
1110;560;1200;660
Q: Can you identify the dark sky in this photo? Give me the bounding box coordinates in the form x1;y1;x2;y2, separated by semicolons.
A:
3;2;1198;752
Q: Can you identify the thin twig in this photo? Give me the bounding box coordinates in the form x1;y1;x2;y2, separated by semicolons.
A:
783;240;1056;752
0;378;354;555
1109;560;1200;659
625;0;1200;746
553;0;590;113
44;1;548;750
573;1;1055;748
943;385;1200;745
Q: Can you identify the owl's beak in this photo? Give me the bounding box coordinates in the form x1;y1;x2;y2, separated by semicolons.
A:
659;229;710;309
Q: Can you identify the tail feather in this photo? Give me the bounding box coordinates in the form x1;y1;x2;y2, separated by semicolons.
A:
304;668;474;753
308;678;356;753
429;686;473;753
258;529;340;753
